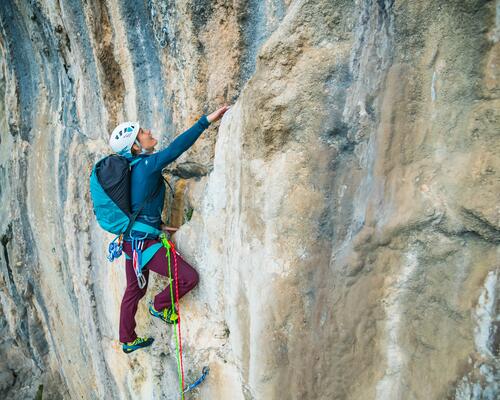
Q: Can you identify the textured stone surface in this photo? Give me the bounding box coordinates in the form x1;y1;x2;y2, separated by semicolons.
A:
0;0;499;399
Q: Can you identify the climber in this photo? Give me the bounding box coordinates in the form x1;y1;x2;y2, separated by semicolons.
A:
109;105;230;354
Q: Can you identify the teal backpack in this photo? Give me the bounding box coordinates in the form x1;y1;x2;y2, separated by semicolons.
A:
89;154;166;261
89;155;147;236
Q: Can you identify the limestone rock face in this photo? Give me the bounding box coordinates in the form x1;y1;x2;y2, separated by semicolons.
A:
0;1;498;399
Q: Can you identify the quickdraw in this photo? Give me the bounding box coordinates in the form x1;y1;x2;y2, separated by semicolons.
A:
107;234;123;262
131;232;148;289
147;0;171;48
182;366;210;394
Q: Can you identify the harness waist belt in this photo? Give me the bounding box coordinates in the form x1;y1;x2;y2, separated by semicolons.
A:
124;221;163;264
130;221;162;237
125;242;163;265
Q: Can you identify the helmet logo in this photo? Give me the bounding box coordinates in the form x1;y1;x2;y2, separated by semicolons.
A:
123;126;134;138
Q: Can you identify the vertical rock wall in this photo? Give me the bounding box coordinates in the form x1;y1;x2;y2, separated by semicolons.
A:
0;0;498;399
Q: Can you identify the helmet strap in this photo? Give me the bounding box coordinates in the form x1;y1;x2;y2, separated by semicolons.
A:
134;139;151;155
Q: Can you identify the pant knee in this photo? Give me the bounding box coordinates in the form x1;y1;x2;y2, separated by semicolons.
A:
189;268;199;288
123;286;147;302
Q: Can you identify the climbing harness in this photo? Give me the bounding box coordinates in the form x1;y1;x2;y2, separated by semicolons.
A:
122;224;165;288
160;233;210;398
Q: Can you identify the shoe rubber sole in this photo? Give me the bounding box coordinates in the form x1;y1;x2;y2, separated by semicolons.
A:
122;337;154;354
149;306;178;325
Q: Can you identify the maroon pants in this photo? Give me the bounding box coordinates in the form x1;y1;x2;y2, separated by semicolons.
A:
119;239;199;343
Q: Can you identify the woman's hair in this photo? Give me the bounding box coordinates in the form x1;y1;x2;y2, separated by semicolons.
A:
131;145;140;156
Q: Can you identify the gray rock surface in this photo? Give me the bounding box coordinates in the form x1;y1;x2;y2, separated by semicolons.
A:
0;0;498;399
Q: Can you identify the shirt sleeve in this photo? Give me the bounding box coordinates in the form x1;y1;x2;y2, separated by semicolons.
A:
147;114;210;172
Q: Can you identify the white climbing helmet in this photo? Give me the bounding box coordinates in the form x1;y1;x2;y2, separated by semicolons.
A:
109;121;140;156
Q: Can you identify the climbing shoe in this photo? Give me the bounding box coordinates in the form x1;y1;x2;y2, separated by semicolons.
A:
149;302;179;324
122;336;154;354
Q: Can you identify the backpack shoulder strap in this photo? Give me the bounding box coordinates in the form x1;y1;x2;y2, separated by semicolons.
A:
129;157;142;167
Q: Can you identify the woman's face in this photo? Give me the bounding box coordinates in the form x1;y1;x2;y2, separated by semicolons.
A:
136;128;158;152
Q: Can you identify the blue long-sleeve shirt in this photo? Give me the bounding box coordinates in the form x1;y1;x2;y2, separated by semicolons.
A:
128;114;210;237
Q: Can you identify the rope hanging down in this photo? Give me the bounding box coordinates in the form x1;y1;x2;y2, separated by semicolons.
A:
160;233;209;398
163;235;185;396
